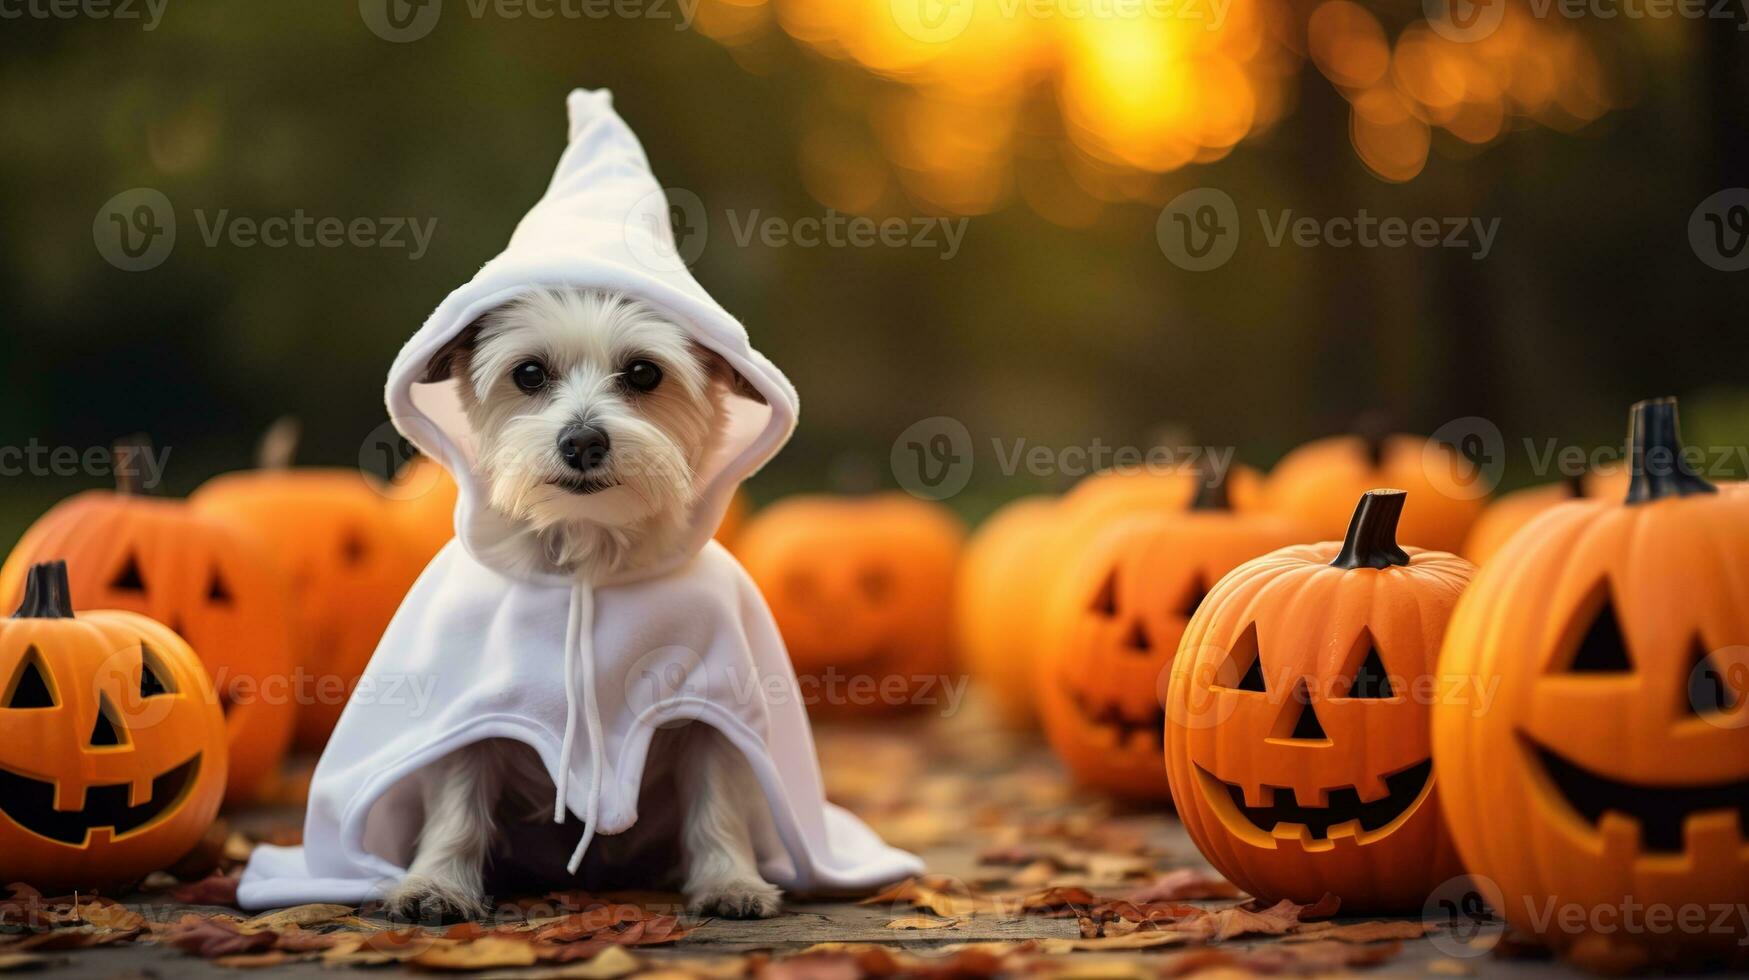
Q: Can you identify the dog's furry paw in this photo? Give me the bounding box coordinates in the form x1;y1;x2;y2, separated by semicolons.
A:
688;879;782;919
384;874;487;923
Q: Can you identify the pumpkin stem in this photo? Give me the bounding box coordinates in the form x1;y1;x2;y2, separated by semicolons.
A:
1190;456;1231;511
256;416;302;470
1626;398;1715;504
113;434;154;496
1330;489;1411;569
13;561;74;619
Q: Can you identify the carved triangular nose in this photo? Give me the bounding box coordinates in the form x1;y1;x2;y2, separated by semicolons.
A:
1275;680;1329;742
89;694;126;748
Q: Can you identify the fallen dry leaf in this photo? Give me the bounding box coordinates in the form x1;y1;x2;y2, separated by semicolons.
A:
241;902;353;932
1121;869;1241;903
1283;919;1430;944
885;916;959;930
71;899;146;932
164;916;277;958
167;871;241;906
1040;930;1194;953
410;936;541;970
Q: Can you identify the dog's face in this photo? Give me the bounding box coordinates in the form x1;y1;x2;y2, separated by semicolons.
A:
428;289;736;543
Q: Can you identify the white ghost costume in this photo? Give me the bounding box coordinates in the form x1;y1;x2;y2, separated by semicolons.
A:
237;89;923;910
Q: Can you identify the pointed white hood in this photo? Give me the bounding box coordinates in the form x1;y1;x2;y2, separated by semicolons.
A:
238;91;918;911
387;88;798;585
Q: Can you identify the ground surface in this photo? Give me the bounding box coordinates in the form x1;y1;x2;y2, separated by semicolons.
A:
6;705;1607;978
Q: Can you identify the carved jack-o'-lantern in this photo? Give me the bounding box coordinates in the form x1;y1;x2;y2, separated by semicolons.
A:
1434;399;1749;965
192;422;423;748
738;494;964;717
1166;489;1473;912
0;562;227;891
1038;477;1308;799
1461;468;1631;565
1265;430;1487;553
0;450;295;805
993;464;1268;729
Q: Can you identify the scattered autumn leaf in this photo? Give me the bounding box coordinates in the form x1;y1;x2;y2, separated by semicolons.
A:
164;916;277;958
409;936;541;970
1121;869;1241;903
885;916;958;930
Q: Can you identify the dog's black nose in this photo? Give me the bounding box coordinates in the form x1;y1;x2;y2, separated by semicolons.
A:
557;425;610;472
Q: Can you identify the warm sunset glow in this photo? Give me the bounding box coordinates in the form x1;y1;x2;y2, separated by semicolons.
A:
696;0;1621;213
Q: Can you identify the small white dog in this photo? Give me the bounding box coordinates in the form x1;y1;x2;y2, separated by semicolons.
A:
386;288;782;921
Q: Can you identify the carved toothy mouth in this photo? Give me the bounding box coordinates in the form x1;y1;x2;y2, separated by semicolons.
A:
0;754;201;845
1196;759;1433;847
1066;688;1165;750
1523;736;1749;854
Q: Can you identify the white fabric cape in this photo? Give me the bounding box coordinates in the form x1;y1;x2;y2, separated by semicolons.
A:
238;89;922;910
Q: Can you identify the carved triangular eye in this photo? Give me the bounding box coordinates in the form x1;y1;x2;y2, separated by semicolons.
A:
139;644;175;699
1345;632;1395;699
1686;639;1739;716
1124;620;1152;653
111;553;146;592
5;647;57;709
1275;680;1329;742
1567;593;1632;673
207;569;232;604
89;694;127;747
1090;569;1118;617
1219;624;1268;693
1177;575;1210;617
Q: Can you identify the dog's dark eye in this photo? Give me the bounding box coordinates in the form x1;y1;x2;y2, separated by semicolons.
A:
512;360;548;394
623;359;663;393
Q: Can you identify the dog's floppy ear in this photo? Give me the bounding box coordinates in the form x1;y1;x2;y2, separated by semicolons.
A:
422;321;484;383
696;344;768;405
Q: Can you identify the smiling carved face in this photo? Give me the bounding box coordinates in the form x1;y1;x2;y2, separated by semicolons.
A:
1039;508;1308;800
1434;472;1749;958
0;563;227;891
1165;490;1473;914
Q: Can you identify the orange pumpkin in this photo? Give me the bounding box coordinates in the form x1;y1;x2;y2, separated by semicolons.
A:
955;495;1058;727
1265;432;1487;553
192;425;422;748
1038;476;1308;799
1434;399;1749;966
387;453;459;567
994;463;1267;728
738;494;964;717
0;452;296;806
1166;489;1472;912
1462;468;1631;565
0;561;227;891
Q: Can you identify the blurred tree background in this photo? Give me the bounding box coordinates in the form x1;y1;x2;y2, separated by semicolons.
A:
2;0;1747;539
